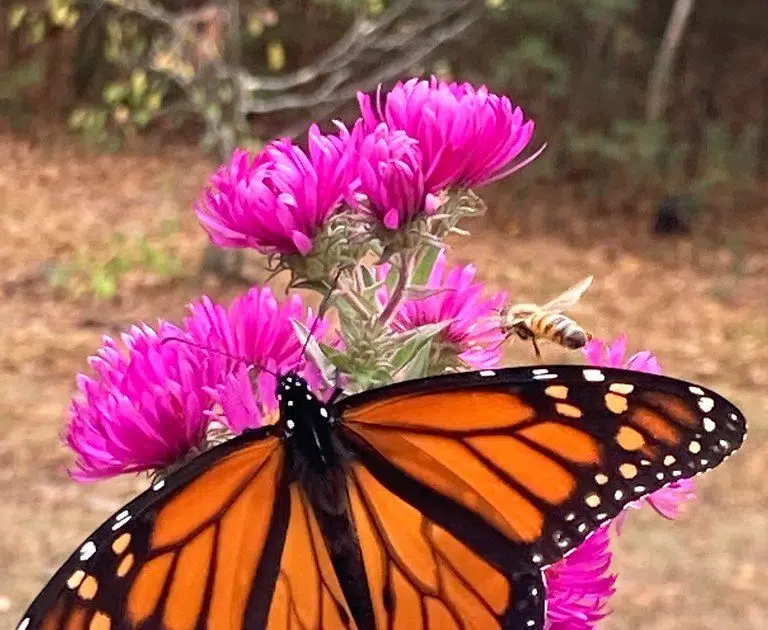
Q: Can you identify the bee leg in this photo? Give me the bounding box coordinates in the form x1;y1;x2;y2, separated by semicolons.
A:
531;338;543;362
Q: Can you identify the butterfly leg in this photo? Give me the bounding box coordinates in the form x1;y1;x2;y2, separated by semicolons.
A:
504;570;545;630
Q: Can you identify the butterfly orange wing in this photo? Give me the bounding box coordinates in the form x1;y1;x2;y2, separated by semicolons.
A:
338;365;746;573
18;427;353;630
345;460;544;630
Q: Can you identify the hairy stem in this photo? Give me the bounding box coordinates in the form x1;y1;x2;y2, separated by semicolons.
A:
378;251;415;327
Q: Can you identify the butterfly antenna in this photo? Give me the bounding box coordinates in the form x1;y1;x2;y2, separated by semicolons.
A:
161;336;278;377
299;267;345;360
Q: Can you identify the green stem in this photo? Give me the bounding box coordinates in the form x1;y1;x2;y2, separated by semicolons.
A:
378;250;415;327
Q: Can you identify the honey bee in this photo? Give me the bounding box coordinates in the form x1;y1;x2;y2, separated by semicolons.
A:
501;276;593;359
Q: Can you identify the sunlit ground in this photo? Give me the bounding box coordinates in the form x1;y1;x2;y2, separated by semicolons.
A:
1;129;766;628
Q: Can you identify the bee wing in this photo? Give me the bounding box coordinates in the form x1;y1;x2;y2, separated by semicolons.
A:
541;276;593;312
501;303;538;327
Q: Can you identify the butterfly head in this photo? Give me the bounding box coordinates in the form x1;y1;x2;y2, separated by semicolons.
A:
276;372;338;471
276;372;311;429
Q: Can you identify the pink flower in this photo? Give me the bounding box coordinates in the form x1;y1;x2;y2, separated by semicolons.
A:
66;322;222;481
358;78;541;191
184;287;326;432
583;335;696;524
380;251;506;369
351;122;440;230
196;124;354;256
582;334;662;375
545;528;617;629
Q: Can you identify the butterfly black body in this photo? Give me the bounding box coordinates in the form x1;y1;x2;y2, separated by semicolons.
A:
18;366;747;630
274;374;378;630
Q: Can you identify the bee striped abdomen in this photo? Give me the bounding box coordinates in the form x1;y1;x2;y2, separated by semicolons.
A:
525;313;590;349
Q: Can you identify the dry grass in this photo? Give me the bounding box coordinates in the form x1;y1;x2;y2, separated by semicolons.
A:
0;128;766;628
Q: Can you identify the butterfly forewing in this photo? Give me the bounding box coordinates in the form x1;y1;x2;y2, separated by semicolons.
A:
338;365;746;568
18;430;291;630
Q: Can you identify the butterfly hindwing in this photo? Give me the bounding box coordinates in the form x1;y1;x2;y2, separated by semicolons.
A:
264;484;355;630
344;459;545;630
338;365;746;569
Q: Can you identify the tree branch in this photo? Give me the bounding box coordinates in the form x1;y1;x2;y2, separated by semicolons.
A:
645;0;696;122
241;0;482;117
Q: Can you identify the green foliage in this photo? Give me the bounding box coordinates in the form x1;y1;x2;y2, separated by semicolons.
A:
494;36;570;97
68;68;166;147
0;58;46;100
701;122;761;185
47;223;183;300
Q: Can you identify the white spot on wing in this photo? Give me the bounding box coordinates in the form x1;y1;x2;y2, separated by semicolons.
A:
688;386;704;395
80;541;97;561
17;618;30;630
583;369;605;382
479;370;496;377
287;400;294;407
698;397;714;412
286;419;295;430
533;373;558;380
703;417;716;432
532;368;549;375
320;408;329;418
152;479;165;491
112;513;131;531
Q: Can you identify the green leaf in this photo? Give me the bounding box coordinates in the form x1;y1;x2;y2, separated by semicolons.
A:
267;40;286;72
389;321;451;373
131;69;148;100
9;5;27;31
91;270;117;299
412;245;440;285
103;82;129;105
395;339;433;381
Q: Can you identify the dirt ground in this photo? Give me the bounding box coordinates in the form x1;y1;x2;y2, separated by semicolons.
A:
1;127;766;628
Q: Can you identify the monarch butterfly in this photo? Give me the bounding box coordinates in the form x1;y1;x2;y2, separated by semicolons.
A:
18;365;746;630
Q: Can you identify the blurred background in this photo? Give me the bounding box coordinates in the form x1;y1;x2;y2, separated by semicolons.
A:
1;0;766;628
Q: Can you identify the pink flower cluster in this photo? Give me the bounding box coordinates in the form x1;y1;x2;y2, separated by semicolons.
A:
66;287;324;479
196;78;539;252
196;125;354;256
